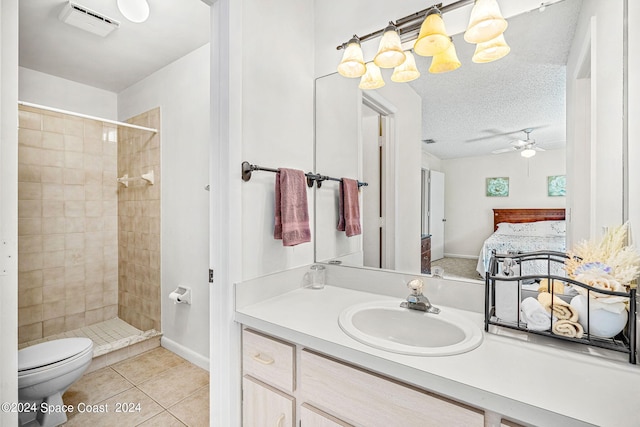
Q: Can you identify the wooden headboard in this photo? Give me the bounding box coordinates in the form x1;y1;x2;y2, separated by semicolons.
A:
493;208;566;231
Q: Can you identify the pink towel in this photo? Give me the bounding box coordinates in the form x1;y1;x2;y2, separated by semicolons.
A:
274;168;311;246
337;178;361;237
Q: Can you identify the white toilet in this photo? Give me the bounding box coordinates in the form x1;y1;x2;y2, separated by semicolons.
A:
18;337;94;427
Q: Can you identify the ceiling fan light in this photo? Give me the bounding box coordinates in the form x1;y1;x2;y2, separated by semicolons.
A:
391;51;421;82
464;0;508;44
117;0;150;23
337;36;366;78
414;9;451;57
521;148;536;158
374;23;406;68
359;63;385;90
472;33;510;63
429;41;461;73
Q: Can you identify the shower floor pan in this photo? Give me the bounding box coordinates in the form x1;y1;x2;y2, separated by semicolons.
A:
19;318;162;366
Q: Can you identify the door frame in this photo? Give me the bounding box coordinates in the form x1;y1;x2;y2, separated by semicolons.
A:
361;92;397;270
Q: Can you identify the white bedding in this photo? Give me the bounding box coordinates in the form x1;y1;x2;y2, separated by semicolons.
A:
476;221;567;278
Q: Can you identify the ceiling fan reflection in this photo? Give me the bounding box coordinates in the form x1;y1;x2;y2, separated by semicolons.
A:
491;128;545;158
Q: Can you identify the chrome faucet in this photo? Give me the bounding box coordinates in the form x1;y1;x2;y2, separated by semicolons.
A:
400;279;440;314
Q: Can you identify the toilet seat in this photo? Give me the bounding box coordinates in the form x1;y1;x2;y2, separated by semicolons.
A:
19;338;93;374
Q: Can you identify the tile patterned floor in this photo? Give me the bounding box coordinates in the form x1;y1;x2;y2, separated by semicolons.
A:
61;347;209;426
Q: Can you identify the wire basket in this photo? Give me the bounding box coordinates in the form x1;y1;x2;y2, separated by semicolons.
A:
484;250;637;364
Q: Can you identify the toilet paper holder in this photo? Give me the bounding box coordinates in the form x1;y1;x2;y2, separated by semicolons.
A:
169;285;191;305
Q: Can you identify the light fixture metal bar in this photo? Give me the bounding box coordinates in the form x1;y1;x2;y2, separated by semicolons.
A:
336;0;474;50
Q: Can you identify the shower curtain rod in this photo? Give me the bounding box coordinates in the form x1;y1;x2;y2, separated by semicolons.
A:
18;101;158;133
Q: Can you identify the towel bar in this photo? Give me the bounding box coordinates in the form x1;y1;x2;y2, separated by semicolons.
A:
241;161;368;189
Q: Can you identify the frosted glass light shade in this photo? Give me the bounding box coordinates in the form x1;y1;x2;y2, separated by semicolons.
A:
374;24;406;68
521;148;536;158
391;51;420;82
472;34;510;63
414;10;451;57
464;0;508;44
359;63;385;90
117;0;150;23
429;42;461;73
337;38;366;78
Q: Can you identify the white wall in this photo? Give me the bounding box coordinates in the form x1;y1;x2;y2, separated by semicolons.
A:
422;149;443;172
118;44;211;364
443;149;566;258
566;0;625;245
315;74;362;263
18;67;117;119
1;0;19;423
630;0;640;243
375;84;422;273
240;0;315;280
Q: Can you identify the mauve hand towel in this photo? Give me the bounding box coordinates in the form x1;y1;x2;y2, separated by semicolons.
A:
274;168;311;246
337;178;361;237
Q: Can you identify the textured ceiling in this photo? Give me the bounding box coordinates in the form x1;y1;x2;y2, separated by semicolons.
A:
19;0;210;92
407;0;582;159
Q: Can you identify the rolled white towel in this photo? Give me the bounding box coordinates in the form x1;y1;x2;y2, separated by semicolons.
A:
521;297;556;331
552;319;584;339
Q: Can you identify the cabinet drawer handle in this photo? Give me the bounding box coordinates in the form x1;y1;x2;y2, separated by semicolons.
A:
275;413;285;427
252;352;275;365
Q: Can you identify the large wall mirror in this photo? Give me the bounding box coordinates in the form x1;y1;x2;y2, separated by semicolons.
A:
314;0;626;282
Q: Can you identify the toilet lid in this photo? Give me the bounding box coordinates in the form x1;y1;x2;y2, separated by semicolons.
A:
18;338;93;371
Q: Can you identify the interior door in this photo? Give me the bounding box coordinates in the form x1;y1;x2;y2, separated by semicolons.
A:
428;170;445;261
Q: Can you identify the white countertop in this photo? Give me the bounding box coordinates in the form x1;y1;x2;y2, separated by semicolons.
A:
235;284;640;427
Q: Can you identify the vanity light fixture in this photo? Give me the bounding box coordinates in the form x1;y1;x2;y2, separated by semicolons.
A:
428;38;461;73
463;0;508;44
117;0;150;23
337;36;367;78
472;33;510;63
414;8;451;57
336;0;513;89
374;23;406;68
359;63;385;90
391;51;421;83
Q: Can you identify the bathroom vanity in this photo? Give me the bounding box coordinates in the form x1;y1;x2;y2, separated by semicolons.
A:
235;264;640;427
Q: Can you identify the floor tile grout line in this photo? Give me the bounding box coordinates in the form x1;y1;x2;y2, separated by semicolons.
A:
165;383;210;413
133;410;187;427
134;383;172;411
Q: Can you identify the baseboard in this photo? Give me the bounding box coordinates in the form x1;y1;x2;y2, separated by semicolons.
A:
161;336;210;371
443;253;479;260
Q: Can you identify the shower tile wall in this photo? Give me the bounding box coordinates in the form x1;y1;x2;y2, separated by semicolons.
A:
117;108;161;332
17;106;119;344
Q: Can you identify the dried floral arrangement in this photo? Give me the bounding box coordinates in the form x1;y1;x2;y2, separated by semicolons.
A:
565;223;640;304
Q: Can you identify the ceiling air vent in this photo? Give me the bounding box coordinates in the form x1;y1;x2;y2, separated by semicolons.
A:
58;2;120;37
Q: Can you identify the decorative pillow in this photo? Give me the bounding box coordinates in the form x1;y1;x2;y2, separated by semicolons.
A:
496;220;565;236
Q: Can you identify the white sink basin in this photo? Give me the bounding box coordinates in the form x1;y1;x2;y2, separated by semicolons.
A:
338;300;483;356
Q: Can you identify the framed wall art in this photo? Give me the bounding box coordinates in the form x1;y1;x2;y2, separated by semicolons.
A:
486;177;509;197
548;175;566;197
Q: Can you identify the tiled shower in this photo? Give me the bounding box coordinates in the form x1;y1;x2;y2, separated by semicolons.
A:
17;104;161;352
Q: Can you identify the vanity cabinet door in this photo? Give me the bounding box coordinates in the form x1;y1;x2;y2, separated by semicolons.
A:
242;376;294;427
301;350;484;427
300;404;353;427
